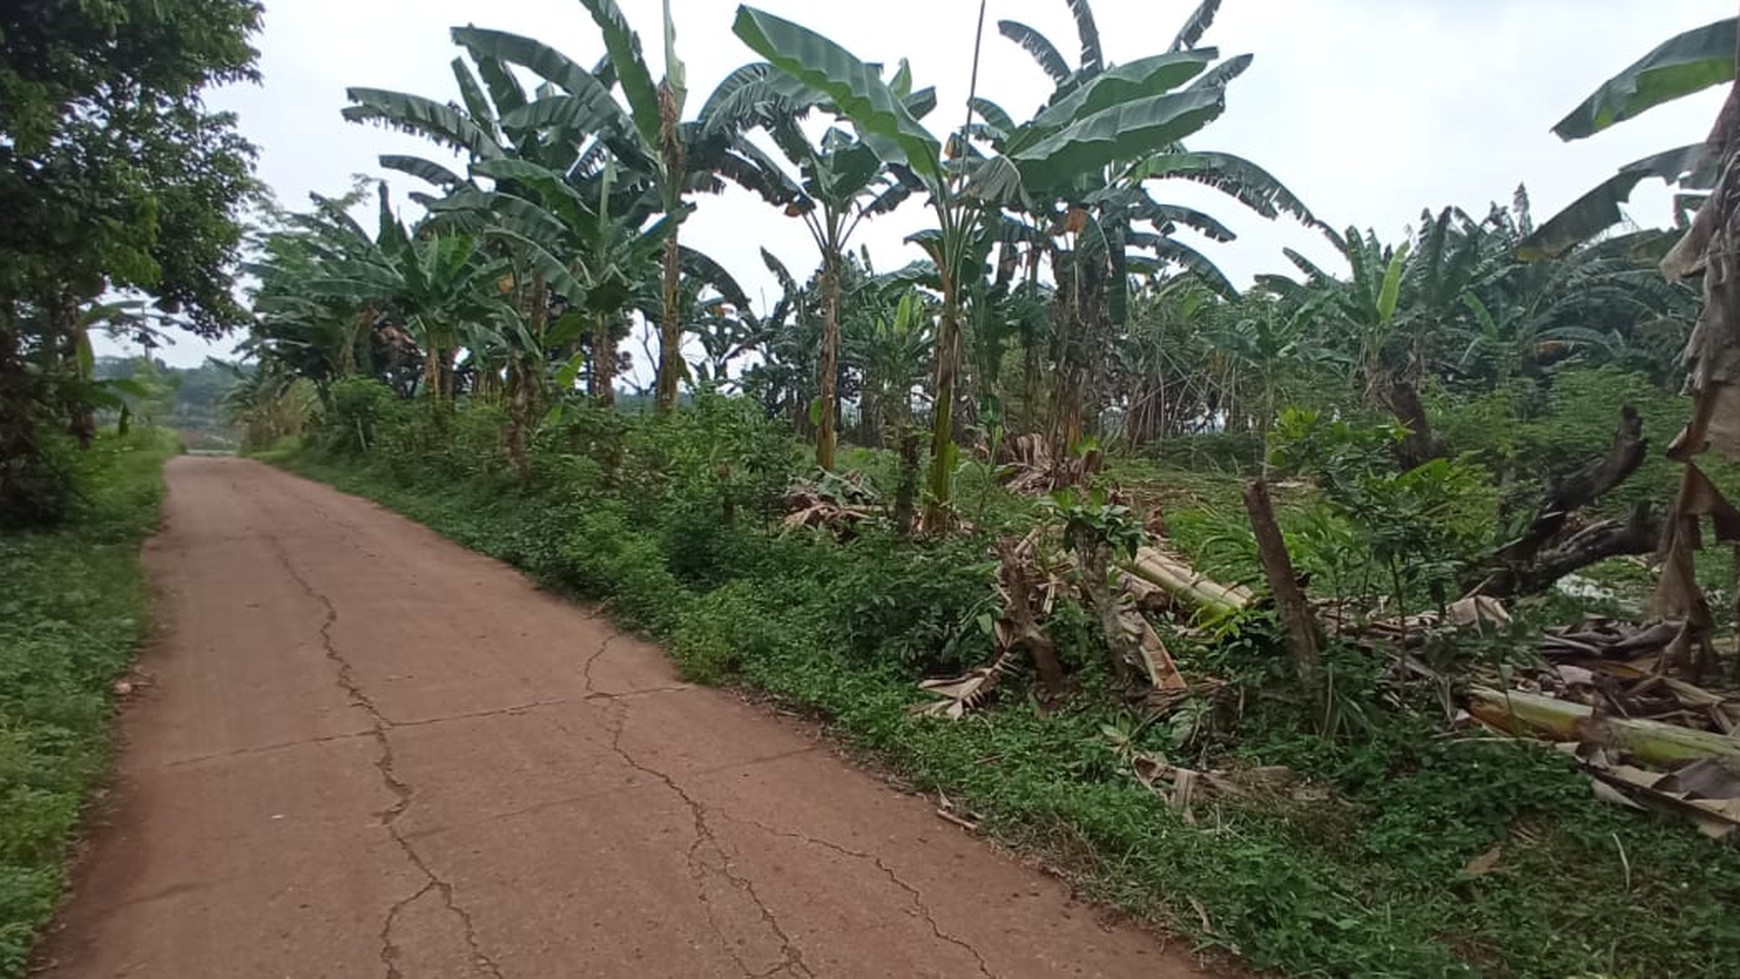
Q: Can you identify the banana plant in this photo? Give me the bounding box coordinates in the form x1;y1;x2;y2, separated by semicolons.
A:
980;0;1319;455
735;3;1233;525
454;0;799;416
1519;17;1736;258
301;190;510;404
733;91;930;470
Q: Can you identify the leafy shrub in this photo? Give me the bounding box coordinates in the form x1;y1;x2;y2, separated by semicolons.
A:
320;377;399;456
827;531;999;674
1270;407;1497;610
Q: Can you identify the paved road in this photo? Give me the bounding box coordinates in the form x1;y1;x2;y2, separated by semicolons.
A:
38;457;1210;978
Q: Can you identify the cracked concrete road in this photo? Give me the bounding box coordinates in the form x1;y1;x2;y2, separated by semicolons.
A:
37;457;1214;978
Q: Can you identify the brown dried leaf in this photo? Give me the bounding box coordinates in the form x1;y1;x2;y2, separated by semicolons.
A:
1461;845;1504;878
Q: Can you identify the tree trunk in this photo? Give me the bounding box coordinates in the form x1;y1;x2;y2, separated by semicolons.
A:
1467;406;1652;595
655;233;682;415
1474;504;1662;598
1243;478;1322;683
591;314;618;407
654;83;687;417
817;254;841;471
1384;375;1443;469
1081;538;1135;685
997;536;1064;696
1467;686;1740;767
924;268;961;529
507;359;531;481
894;427;920;539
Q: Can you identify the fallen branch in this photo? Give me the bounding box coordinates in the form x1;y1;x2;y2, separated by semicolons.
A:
1121;546;1253;617
1467;686;1740;768
1466;405;1654;597
1473;502;1661;598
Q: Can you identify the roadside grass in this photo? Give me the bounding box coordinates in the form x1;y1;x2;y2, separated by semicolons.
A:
276;419;1740;979
0;430;176;976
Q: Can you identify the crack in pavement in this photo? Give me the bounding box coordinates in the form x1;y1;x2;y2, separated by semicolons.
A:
390;698;575;728
161;729;376;769
267;536;506;979
724;815;997;978
578;637;813;978
403;743;824;842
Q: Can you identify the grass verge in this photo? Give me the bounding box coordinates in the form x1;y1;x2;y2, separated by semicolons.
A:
0;431;176;976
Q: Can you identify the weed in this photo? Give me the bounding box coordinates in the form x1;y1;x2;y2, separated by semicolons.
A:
0;430;175;976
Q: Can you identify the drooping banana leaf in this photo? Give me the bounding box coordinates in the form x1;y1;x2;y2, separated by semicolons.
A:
474;55;527;119
1131;150;1322;230
698;63;814;135
1137;201;1236;242
679;246;752;311
1012;88;1225;191
577;0;663;148
997;20;1071;84
472;159;595;232
378;155;467;190
733;5;943;184
1553;18;1737;140
714;143;807;207
863;165;924;216
1517;143;1710;259
962;156;1028;208
503;96;647;167
483;228;590;308
1150;237;1237;300
342;89;505;160
761;246;798;298
451;29;596;111
969;97;1017;142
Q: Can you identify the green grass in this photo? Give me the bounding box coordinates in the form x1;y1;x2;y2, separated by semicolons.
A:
276;416;1740;979
0;430;176;976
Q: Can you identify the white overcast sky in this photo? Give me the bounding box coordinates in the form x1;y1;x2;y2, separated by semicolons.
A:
114;0;1736;368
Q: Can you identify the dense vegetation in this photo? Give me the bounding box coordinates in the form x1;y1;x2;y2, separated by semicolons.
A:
10;0;1740;975
277;388;1740;977
0;0;260;525
0;431;176;975
233;2;1740;975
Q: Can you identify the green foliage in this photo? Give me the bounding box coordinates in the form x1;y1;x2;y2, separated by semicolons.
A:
1041;485;1144;559
2;0;259;527
1270;407;1497;610
0;430;175;976
275;396;1740;978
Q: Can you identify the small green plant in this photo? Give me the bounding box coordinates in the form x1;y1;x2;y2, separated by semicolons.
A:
1269;407;1496;614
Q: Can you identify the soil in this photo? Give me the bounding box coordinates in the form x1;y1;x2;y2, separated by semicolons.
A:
35;456;1214;978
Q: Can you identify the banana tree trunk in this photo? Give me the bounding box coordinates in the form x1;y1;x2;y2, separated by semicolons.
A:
1468;687;1740;767
1122;547;1254;617
592;314;618;408
655;234;682;415
654;84;687;417
423;344;442;404
507;358;531;480
343;306;371;378
924;267;961;529
817;254;842;471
